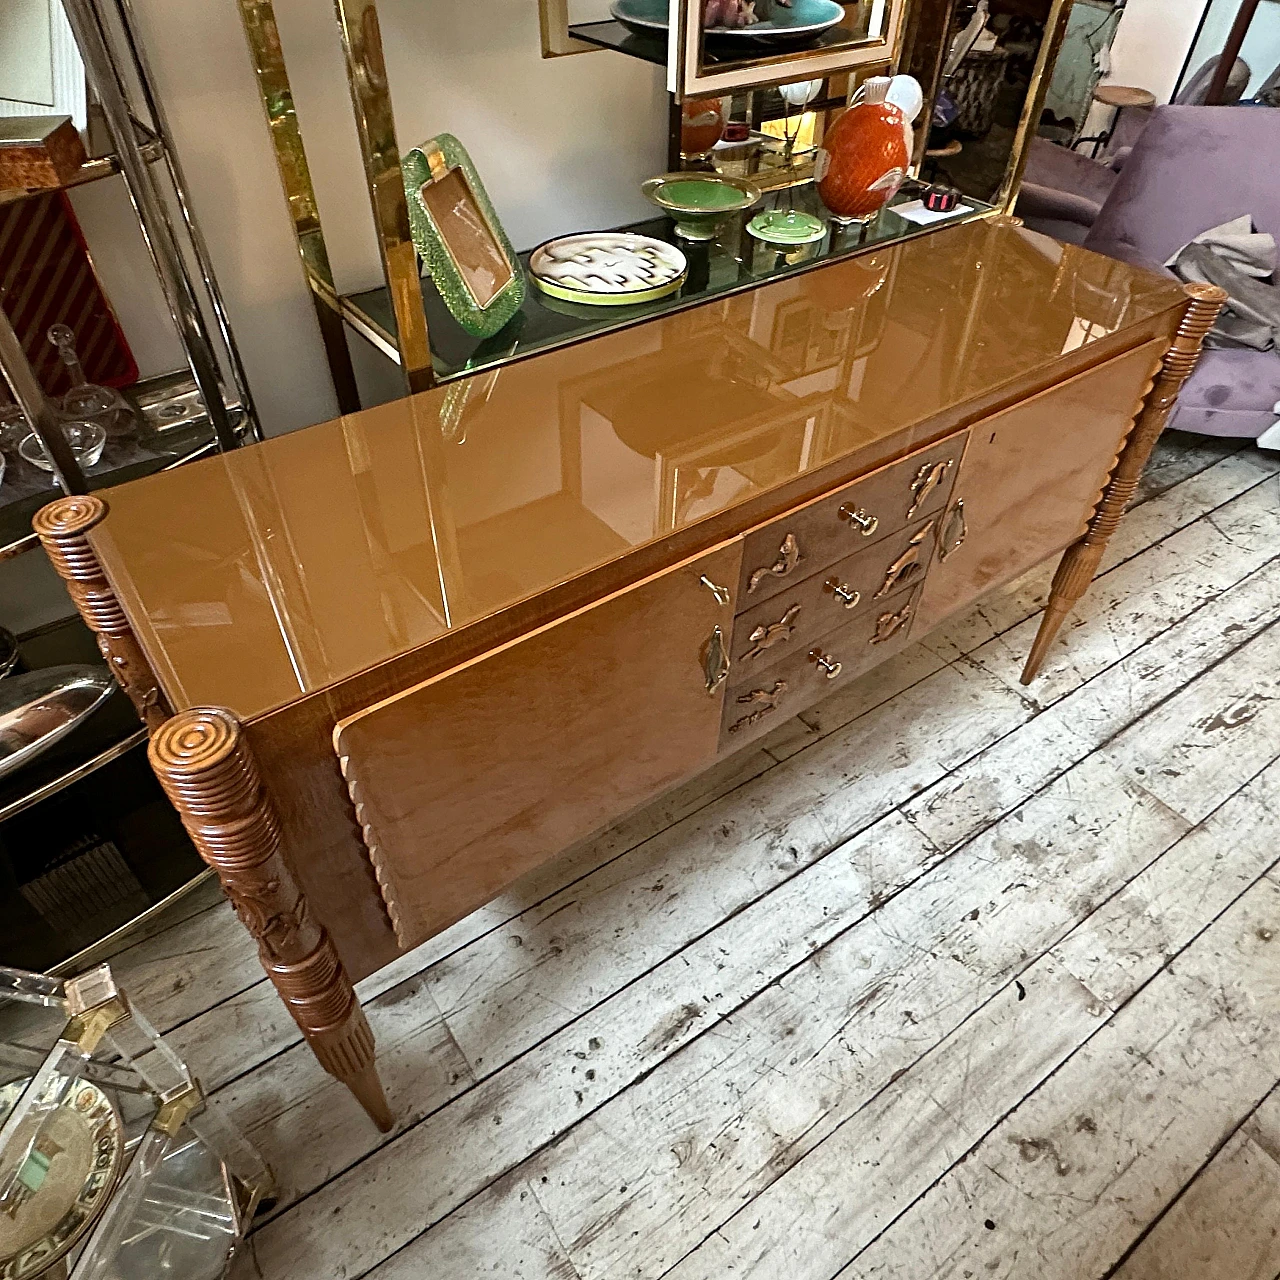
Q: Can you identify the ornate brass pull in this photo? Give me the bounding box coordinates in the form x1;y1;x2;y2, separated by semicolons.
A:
872;602;913;644
699;574;732;606
747;533;802;594
703;625;730;694
939;499;967;561
809;648;843;680
744;604;802;661
729;681;788;734
906;458;953;519
838;505;879;537
824;579;861;610
874;519;935;599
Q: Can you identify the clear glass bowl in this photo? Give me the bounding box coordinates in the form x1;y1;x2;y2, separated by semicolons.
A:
18;420;108;472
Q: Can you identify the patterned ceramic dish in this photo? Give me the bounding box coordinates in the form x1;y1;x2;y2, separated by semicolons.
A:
529;233;688;306
610;0;847;43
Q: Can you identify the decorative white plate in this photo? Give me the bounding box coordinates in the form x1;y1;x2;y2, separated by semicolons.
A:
529;233;688;307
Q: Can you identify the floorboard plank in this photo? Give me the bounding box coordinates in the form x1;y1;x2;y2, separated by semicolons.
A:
1108;1107;1280;1280
904;553;1280;851
666;756;1280;1280
846;876;1280;1280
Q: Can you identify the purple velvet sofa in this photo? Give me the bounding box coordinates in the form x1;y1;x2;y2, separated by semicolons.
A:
1082;106;1280;440
1016;57;1250;246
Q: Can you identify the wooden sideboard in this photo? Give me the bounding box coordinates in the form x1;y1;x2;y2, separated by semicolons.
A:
34;220;1222;1132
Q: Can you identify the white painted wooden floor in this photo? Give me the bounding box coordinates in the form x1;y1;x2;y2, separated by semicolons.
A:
109;431;1280;1280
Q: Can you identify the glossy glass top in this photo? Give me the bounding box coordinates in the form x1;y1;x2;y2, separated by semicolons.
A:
93;223;1184;721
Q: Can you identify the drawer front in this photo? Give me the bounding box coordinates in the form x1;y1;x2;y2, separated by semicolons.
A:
334;539;743;949
720;585;921;750
737;431;966;609
730;514;939;671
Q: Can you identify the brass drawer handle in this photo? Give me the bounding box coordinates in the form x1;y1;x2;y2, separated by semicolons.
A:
699;574;732;606
825;578;861;610
872;602;913;644
809;648;843;680
907;458;954;519
939;499;967;561
744;604;801;661
703;625;730;694
729;681;788;734
838;505;879;537
747;533;801;594
874;520;934;599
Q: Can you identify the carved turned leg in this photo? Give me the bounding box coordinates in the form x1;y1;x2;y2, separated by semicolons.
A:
33;495;172;731
1021;281;1227;685
149;708;393;1133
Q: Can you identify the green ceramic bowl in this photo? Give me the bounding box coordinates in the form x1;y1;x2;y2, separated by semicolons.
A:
642;173;762;241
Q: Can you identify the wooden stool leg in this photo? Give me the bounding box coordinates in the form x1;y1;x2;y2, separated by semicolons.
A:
149;708;393;1133
1021;281;1227;685
33;495;172;731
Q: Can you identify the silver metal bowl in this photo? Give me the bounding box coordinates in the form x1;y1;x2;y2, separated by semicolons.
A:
0;665;115;781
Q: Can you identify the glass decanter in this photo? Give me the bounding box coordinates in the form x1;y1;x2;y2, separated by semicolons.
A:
46;325;131;432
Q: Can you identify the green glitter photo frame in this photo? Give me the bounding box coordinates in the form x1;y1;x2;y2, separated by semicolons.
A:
403;134;525;339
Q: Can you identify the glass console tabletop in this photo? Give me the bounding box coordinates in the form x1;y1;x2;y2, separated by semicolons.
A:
342;179;994;383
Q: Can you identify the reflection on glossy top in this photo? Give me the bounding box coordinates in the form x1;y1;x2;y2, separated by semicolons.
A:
93;222;1183;720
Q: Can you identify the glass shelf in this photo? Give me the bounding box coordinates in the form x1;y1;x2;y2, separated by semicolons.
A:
568;16;867;71
0;372;248;560
341;179;994;383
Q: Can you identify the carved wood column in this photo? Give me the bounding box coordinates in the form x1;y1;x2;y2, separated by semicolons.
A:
33;495;173;731
149;708;393;1132
1021;281;1227;684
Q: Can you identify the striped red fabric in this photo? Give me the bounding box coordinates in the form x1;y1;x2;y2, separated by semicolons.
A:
0;190;137;399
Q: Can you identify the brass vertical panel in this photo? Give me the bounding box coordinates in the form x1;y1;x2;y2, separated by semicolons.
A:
235;0;361;415
539;0;598;56
331;0;435;394
996;0;1075;213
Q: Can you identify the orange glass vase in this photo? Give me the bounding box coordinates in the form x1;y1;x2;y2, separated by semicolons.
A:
817;77;909;224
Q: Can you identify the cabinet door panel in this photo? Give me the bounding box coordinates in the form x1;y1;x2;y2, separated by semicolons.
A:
334;540;742;948
914;340;1165;635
